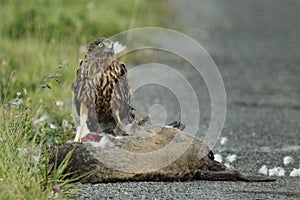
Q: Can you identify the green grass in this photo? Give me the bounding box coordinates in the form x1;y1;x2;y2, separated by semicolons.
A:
0;0;167;198
0;103;78;199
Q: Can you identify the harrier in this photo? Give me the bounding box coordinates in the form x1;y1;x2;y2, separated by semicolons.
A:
72;38;133;142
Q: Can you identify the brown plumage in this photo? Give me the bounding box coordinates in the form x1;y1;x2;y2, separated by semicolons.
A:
72;37;133;142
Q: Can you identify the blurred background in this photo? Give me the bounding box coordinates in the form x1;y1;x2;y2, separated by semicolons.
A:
0;1;300;198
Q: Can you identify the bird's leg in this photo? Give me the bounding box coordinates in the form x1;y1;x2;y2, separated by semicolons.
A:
167;121;185;131
74;104;88;142
115;110;123;129
113;110;127;135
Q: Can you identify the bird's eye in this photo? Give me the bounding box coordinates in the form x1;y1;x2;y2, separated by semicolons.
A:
98;43;104;47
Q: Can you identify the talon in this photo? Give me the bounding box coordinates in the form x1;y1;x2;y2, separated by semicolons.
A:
168;121;185;131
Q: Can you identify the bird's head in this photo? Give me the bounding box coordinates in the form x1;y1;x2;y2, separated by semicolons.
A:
87;37;115;55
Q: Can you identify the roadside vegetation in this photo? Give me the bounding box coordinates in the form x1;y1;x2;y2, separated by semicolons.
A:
0;0;166;198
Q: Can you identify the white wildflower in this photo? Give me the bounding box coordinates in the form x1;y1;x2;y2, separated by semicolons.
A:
50;124;57;129
55;100;64;107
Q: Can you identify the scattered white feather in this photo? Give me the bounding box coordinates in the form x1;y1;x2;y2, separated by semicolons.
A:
258;165;268;175
283;156;294;166
96;135;113;148
225;154;237;163
113;41;126;54
224;162;235;170
214;154;222;163
115;135;126;140
269;167;285;176
220;137;228;145
290;165;300;177
33;114;49;126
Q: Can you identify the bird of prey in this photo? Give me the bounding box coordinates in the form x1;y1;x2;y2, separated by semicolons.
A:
72;37;133;142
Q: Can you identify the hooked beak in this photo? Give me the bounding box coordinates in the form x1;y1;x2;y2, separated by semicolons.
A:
107;41;115;49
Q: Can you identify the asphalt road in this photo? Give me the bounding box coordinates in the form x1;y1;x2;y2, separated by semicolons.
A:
78;1;300;199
